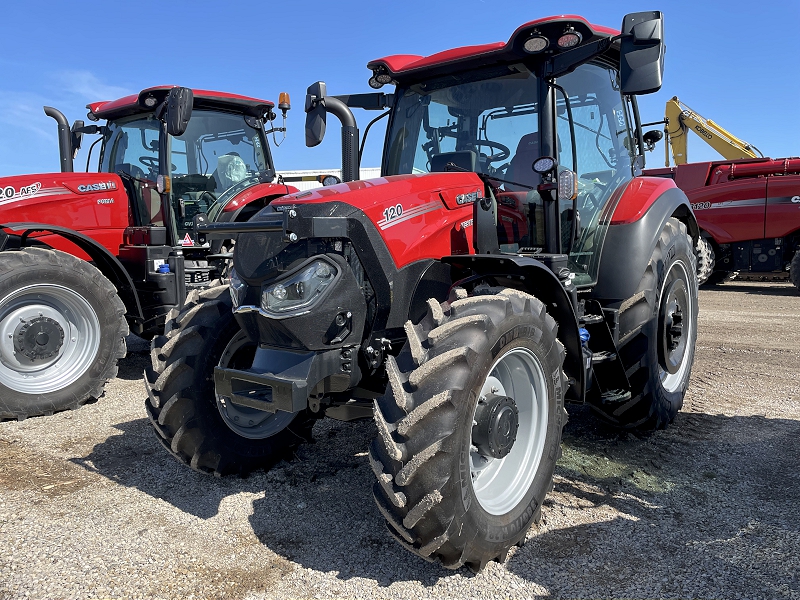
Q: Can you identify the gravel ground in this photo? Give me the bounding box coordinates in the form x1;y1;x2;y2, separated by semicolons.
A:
1;281;798;600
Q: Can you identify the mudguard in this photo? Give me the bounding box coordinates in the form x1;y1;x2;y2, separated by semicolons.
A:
441;254;584;403
591;186;698;302
0;222;143;320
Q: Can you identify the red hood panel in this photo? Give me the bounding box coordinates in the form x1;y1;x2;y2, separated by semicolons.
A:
273;172;486;267
0;172;130;240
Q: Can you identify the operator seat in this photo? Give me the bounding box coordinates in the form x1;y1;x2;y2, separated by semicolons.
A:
506;133;543;189
504;133;547;246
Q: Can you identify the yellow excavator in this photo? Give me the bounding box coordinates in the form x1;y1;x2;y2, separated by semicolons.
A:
662;96;763;166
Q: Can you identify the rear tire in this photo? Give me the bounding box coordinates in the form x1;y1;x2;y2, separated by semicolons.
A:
790;250;800;292
0;248;127;420
144;283;316;476
591;218;698;430
695;236;715;286
370;287;567;572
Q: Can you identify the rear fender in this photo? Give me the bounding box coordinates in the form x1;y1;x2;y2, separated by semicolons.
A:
441;254;584;403
0;222;143;320
221;183;298;215
592;187;698;302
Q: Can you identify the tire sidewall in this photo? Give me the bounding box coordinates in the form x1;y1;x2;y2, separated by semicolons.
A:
452;312;562;547
645;227;698;402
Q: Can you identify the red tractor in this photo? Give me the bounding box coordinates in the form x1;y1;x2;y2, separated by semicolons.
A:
0;86;302;420
644;158;800;289
146;12;699;571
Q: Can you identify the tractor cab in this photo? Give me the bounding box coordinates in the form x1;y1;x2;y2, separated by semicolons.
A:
306;13;666;287
85;86;289;247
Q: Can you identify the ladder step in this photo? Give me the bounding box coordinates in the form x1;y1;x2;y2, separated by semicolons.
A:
591;351;617;364
580;314;604;326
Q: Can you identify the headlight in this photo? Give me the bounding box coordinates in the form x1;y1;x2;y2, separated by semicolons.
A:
229;268;247;308
261;259;338;315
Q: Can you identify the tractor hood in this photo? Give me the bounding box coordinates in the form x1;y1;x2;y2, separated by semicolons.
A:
271;171;485;212
244;171;488;272
0;172;129;233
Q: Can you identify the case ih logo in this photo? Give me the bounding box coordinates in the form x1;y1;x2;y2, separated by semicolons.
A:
77;181;117;193
456;190;482;205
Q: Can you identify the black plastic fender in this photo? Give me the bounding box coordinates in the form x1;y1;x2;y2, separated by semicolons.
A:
441;254;584;403
591;188;699;303
0;222;144;320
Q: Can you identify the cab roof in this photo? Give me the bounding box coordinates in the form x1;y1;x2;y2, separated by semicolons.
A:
367;15;618;82
87;86;275;121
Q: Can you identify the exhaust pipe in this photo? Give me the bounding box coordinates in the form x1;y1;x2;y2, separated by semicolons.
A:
43;106;73;173
322;96;360;183
305;82;359;182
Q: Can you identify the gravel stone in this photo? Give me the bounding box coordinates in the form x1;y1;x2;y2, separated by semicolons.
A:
0;281;798;599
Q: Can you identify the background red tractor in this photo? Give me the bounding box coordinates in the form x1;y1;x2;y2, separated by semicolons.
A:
0;86;301;419
146;11;700;571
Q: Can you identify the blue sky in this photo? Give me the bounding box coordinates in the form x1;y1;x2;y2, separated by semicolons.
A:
0;0;797;176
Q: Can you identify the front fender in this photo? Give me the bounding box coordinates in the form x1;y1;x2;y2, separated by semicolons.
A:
0;222;143;320
441;254;584;403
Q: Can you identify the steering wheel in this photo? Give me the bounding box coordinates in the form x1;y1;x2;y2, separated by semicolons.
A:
139;156;177;172
473;140;511;163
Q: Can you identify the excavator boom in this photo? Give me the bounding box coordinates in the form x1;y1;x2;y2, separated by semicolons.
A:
664;96;762;166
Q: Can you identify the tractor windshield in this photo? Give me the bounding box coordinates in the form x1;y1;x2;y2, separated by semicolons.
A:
384;61;635;286
100;110;274;244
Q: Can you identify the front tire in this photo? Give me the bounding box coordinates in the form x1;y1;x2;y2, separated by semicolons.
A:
0;248;127;419
591;217;698;430
144;283;317;476
370;288;567;572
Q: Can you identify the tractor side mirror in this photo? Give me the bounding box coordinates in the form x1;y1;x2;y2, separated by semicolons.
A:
619;11;665;95
165;87;194;137
642;129;663;152
70;120;85;158
305;81;327;147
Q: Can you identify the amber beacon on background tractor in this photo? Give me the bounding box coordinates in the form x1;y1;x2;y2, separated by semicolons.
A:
146;11;700;571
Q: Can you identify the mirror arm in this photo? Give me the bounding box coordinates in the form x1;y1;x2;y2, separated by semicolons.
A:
543;38;613;79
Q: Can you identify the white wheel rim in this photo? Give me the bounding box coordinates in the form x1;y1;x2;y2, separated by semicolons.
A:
660;259;695;392
0;284;100;394
470;347;549;515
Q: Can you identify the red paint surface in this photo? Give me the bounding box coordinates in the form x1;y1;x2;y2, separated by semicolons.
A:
610;177;677;225
88;87;274;118
0;172;131;257
368;15;617;75
644;157;800;244
273;173;484;268
222;183;298;212
766;174;800;238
